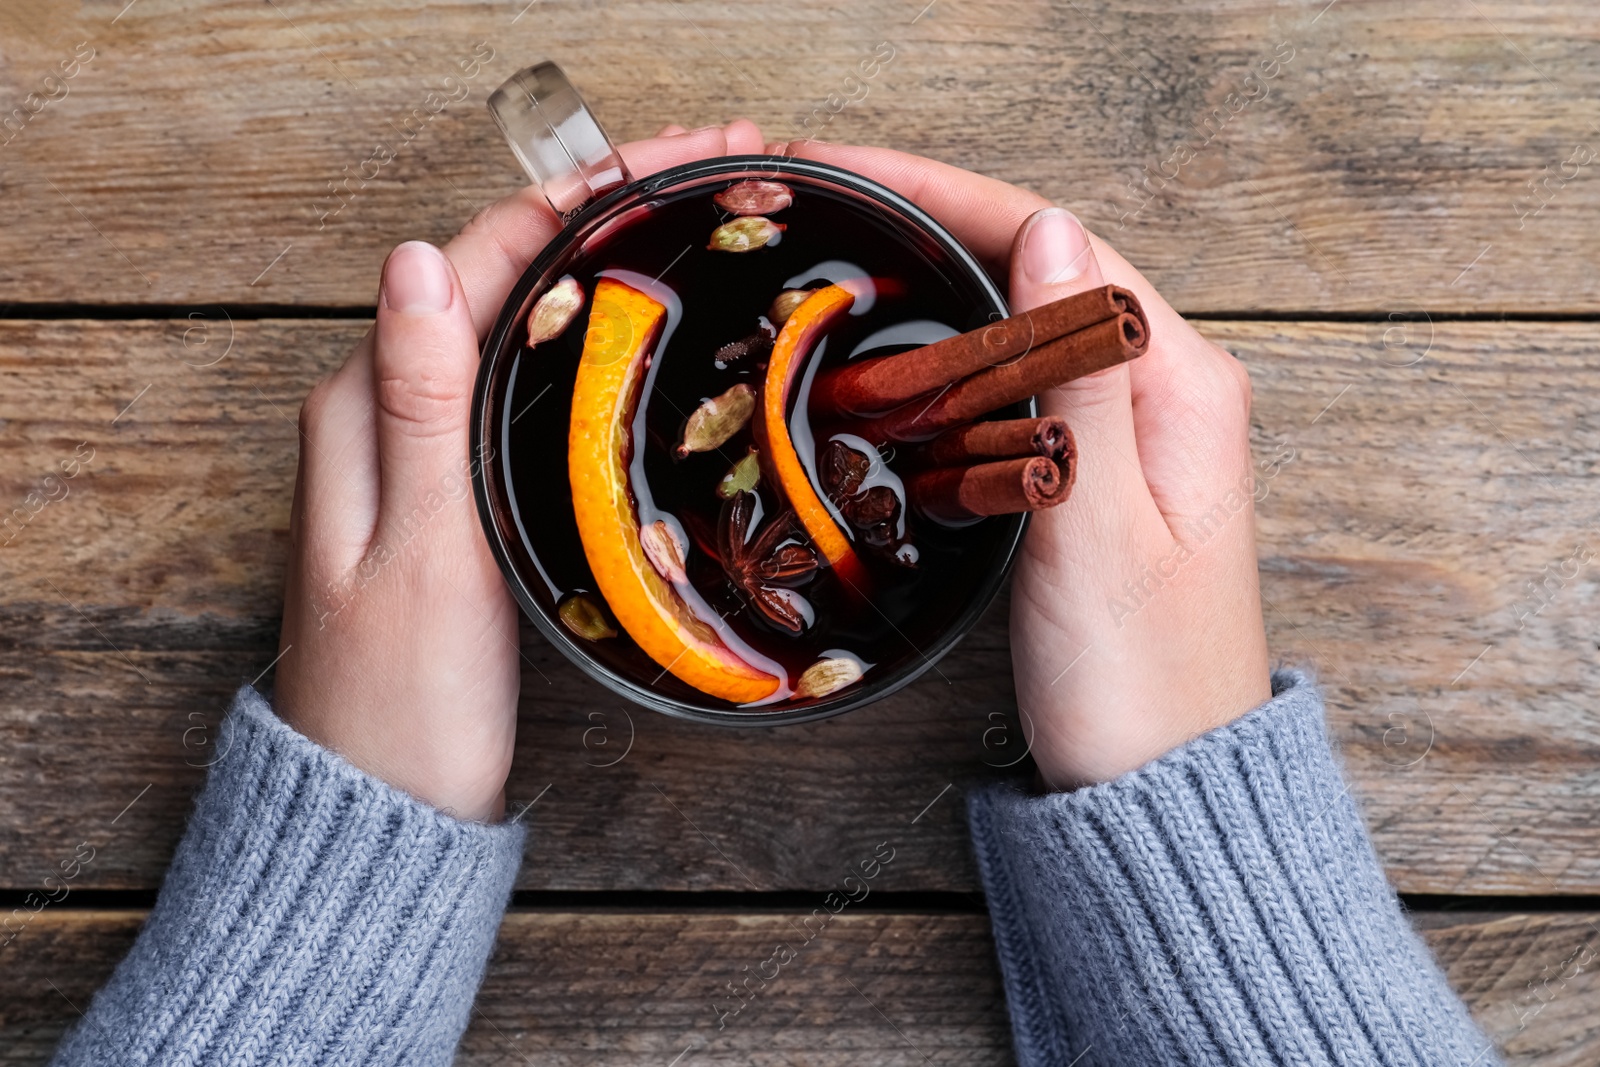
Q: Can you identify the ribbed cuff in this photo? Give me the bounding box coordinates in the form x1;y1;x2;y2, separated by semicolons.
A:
969;671;1497;1067
51;686;526;1067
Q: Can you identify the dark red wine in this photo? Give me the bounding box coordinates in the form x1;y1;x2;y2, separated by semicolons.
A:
498;175;1024;707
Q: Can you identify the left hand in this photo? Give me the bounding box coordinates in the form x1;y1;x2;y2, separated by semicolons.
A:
273;121;769;822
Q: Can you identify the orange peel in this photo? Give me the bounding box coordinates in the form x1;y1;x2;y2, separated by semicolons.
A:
760;285;862;575
568;277;780;703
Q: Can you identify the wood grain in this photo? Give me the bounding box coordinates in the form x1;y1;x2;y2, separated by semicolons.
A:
1419;911;1600;1067
1233;318;1600;895
0;2;1595;310
3;909;1596;1066
3;318;1599;893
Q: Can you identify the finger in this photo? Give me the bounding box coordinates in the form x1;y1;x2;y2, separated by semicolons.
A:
615;124;728;177
778;141;1050;270
370;241;482;542
1011;208;1106;301
721;117;765;154
1008;209;1159;542
1082;235;1257;524
781;141;1216;347
656;123;688;137
443;186;564;342
444;125;746;340
294;332;380;572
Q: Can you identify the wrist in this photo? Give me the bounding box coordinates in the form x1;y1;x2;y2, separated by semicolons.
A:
273;670;514;824
1025;666;1274;790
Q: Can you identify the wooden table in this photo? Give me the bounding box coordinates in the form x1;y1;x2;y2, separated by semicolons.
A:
3;1;1598;1063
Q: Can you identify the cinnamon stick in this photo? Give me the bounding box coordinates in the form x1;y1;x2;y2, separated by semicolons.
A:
856;312;1147;443
906;455;1067;522
915;416;1075;467
812;284;1145;416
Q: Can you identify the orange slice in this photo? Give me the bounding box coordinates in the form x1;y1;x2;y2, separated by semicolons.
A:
569;277;780;704
761;285;862;574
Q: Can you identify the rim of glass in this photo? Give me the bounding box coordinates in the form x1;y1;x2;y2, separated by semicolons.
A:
470;153;1029;727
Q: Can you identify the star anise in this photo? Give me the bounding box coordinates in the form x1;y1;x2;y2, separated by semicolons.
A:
842;485;898;528
820;438;871;498
819;439;918;568
718;491;820;633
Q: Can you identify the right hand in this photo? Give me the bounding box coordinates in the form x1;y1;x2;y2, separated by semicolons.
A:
775;141;1273;790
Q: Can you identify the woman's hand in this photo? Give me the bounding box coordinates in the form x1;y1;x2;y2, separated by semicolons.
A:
274;122;769;821
778;142;1273;790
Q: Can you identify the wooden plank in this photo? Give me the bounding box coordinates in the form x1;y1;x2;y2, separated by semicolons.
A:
0;2;1596;311
3;318;1600;894
0;911;1013;1066
1233;319;1600;895
0;645;1013;894
3;909;1596;1065
1418;911;1600;1067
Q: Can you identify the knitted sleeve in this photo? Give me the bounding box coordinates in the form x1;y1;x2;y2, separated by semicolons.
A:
50;685;526;1067
969;671;1498;1067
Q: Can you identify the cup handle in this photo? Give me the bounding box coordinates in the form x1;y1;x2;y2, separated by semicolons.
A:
487;61;633;220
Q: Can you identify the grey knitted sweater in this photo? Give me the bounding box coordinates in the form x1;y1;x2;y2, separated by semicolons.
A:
51;671;1495;1066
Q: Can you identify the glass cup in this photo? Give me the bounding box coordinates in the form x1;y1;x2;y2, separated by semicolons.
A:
472;60;1030;726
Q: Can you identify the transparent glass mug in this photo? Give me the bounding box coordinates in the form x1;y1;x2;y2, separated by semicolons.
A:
471;61;1031;726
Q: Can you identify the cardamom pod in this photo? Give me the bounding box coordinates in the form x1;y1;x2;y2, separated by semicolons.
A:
640;519;689;584
714;180;795;216
717;450;762;499
557;592;616;641
768;289;810;326
708;217;785;253
677;383;757;456
527;276;586;345
796;656;865;698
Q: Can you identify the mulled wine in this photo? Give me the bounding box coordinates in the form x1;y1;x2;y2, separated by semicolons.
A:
488;169;1032;714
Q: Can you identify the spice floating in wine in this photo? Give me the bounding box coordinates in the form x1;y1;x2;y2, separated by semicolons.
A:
677;383;756;457
709;216;785;252
527;277;586;345
501;175;1148;709
914;416;1074;468
717;450;761;499
768;289;808;326
844;306;1148;444
811;284;1146;417
715;180;795;216
797;655;865;698
905;456;1067;523
717;491;820;634
557;592;615;641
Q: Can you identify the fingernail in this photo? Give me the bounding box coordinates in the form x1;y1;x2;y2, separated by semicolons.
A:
383;241;453;314
1021;208;1091;286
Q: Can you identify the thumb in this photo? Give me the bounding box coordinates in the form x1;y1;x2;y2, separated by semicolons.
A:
1010;207;1106;305
371;241;481;542
1009;209;1129;419
1008;209;1145;526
